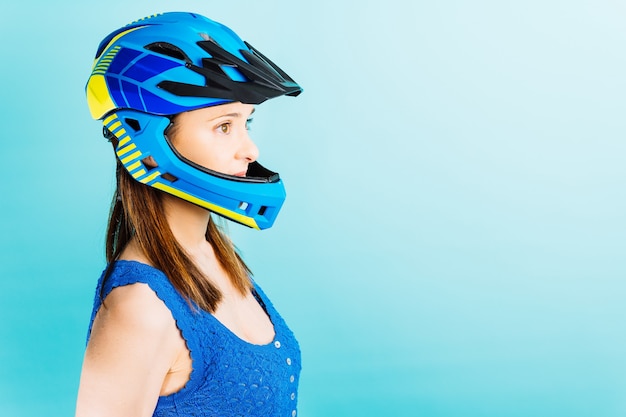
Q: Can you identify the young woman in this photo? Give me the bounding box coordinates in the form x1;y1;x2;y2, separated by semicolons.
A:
75;12;302;417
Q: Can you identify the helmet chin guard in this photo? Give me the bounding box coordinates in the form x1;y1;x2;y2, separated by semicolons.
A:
86;12;301;229
104;109;286;230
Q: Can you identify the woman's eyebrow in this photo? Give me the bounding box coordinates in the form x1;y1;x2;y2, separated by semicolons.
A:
209;108;255;121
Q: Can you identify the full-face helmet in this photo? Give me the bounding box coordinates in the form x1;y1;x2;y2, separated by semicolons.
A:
86;12;301;229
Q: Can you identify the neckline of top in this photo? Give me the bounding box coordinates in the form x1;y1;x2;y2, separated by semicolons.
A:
111;259;280;348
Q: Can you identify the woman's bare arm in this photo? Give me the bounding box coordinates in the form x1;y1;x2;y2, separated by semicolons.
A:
75;283;182;417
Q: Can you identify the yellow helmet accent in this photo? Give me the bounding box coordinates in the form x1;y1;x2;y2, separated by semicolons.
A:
86;74;116;119
152;182;260;229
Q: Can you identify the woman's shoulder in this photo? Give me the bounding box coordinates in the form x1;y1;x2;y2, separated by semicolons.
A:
87;261;183;348
99;280;175;332
96;260;191;321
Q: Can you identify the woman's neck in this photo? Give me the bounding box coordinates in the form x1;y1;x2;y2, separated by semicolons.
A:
160;194;237;294
161;194;212;252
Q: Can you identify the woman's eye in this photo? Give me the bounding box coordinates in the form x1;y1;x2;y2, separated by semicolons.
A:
246;118;253;131
218;123;231;134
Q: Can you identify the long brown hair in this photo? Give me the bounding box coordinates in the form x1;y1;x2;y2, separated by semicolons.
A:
103;159;252;313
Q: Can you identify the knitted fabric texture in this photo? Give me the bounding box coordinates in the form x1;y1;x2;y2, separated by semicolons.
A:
87;260;301;417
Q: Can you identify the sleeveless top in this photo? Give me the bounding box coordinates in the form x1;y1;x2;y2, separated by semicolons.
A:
87;260;301;417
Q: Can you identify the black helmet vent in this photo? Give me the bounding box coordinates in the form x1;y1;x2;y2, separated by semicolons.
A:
124;118;141;132
145;42;190;62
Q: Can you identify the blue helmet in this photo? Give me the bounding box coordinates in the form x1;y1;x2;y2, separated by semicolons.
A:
86;12;302;230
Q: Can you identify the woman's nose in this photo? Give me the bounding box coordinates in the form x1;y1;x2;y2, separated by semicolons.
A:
237;131;259;163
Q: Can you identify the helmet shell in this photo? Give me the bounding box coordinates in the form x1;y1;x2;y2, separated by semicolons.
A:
86;12;301;229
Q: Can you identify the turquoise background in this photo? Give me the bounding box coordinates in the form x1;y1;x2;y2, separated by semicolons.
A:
1;0;625;416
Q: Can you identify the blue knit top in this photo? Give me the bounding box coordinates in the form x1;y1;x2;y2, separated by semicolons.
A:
87;260;301;417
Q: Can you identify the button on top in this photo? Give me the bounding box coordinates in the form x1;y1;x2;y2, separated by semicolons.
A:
274;340;281;348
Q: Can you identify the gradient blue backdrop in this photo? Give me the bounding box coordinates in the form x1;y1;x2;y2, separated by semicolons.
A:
1;1;625;416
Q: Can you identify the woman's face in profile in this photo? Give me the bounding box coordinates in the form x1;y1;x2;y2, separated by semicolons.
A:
168;102;258;177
